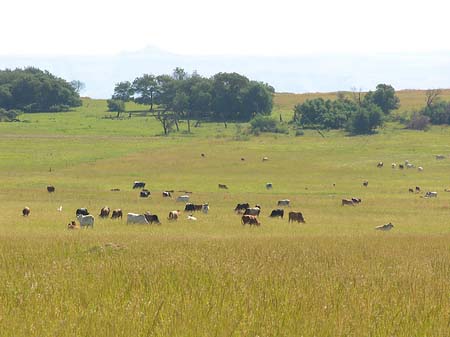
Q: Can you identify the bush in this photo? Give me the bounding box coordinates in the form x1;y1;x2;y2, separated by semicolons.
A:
406;112;430;130
0;108;22;122
249;115;288;134
346;105;383;135
107;99;125;117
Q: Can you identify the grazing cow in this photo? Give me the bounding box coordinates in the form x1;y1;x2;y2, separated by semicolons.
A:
288;212;305;223
445;189;450;192
244;207;261;216
391;163;397;168
363;180;369;187
47;185;55;193
406;163;414;169
168;210;181;221
262;157;269;161
187;214;197;221
342;199;355;206
375;223;394;231
76;208;89;216
277;199;290;207
176;195;190;203
234;203;250;213
193;204;203;211
201;153;205;157
241;215;260;226
409;188;414;193
436;155;445;160
144;212;161;224
202;203;209;214
162;191;172;198
269;209;284;218
67;221;78;229
266;183;273;190
110;188;120;192
127;213;149;224
418;166;424;171
22;207;30;216
377;161;383;168
77;214;94;228
241;157;245;161
424;191;438;198
111;209;123;219
133;181;146;189
351;197;362;204
99;206;110;218
399;164;404;169
184;203;196;212
218;184;228;189
415;186;421;193
140;190;151;198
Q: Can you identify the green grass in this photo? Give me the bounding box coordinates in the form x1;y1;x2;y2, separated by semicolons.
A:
0;94;450;336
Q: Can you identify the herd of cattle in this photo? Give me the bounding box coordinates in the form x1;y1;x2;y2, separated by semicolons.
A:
25;181;304;229
25;155;450;231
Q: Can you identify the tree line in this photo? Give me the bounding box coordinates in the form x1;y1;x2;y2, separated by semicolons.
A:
0;68;82;120
292;84;400;134
108;68;274;134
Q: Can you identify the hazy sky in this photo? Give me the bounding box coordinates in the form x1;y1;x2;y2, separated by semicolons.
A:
2;0;449;56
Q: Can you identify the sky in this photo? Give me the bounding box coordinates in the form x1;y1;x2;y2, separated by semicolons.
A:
2;0;450;56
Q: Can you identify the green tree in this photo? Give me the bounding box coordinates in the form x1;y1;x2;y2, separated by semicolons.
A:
132;74;157;111
365;84;400;114
107;99;125;118
112;81;133;101
70;80;85;94
347;104;383;134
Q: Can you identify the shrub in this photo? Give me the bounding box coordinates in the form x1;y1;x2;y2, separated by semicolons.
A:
249;115;288;134
346;105;383;135
406;112;430;130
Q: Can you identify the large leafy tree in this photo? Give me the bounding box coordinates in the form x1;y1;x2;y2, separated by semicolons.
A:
132;74;157;111
0;67;81;112
112;81;133;101
364;84;400;114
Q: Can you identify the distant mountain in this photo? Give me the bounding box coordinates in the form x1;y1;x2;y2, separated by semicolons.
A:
1;47;450;98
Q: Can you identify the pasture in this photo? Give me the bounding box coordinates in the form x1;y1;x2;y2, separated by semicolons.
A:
0;97;450;336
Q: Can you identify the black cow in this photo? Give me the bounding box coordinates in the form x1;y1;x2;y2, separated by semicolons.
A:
162;191;172;198
234;203;250;213
47;185;55;193
133;181;146;189
76;208;89;216
140;190;151;198
269;209;284;218
184;203;196;212
144;212;161;224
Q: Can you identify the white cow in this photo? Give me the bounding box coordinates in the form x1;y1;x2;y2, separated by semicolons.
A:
168;210;181;221
127;213;149;224
391;163;397;168
277;199;290;207
375;223;394;231
176;195;190;202
424;191;438;198
406;163;415;169
202;203;209;214
187;214;197;221
77;214;94;228
418;166;424;171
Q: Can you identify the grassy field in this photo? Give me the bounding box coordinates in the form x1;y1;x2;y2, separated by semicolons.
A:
0;93;450;336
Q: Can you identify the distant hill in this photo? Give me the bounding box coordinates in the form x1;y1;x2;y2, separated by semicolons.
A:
1;48;450;98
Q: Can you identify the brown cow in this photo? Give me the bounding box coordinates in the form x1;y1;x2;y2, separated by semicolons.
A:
22;207;30;216
99;206;110;218
241;215;261;226
288;212;305;223
111;209;123;219
342;199;355;206
67;221;79;229
168;210;181;221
